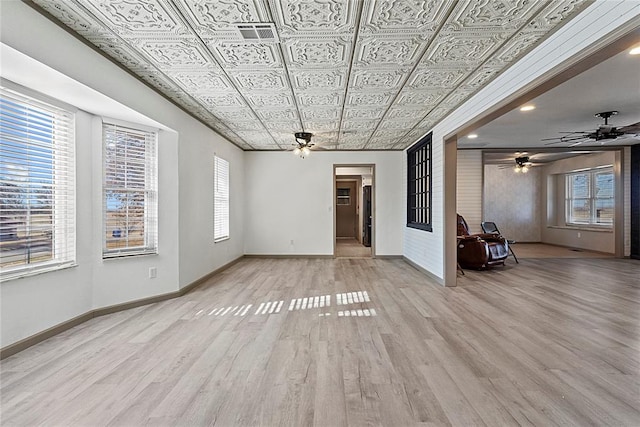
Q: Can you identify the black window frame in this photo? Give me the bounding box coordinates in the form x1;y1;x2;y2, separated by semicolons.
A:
407;132;432;232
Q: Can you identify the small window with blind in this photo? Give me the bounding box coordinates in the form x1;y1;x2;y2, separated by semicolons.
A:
103;122;157;258
407;132;432;232
214;155;229;242
1;84;76;281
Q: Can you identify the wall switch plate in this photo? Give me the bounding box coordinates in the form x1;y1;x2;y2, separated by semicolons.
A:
149;267;157;278
577;232;581;238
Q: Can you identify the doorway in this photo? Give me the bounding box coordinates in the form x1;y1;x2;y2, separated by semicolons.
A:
334;165;374;258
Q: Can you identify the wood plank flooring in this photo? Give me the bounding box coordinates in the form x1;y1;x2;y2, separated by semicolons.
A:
1;257;639;426
335;239;372;258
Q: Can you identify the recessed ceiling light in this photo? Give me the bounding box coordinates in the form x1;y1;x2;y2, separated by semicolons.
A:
467;134;478;139
520;105;536;111
630;44;640;55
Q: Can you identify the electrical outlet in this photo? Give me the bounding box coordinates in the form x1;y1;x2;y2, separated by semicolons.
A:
149;267;157;279
577;232;581;238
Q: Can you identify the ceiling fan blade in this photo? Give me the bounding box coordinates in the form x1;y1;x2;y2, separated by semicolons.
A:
619;122;640;133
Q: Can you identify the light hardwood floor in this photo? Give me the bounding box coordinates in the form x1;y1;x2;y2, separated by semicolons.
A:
335;238;372;258
1;257;639;426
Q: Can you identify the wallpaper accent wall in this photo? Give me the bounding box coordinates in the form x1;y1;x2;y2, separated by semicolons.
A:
483;164;541;242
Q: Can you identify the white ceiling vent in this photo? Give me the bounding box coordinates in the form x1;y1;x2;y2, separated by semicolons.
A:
235;23;279;43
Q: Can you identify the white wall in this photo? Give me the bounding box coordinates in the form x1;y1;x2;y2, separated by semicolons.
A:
456;151;483;234
0;2;243;348
244;151;403;256
484;164;542;242
403;1;639;284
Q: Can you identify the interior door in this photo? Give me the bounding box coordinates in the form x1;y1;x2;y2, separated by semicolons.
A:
363;185;372;247
336;181;357;238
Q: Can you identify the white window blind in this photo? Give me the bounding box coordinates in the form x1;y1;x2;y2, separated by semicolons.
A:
1;86;76;281
214;155;229;242
103;122;157;257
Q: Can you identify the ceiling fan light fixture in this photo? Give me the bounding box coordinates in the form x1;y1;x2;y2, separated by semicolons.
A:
293;132;313;158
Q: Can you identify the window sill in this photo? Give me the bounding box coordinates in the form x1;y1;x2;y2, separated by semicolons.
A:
407;223;433;232
1;262;78;283
214;237;230;243
547;225;613;233
103;251;158;261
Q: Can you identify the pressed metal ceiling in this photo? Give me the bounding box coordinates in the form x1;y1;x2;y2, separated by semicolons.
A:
31;0;591;151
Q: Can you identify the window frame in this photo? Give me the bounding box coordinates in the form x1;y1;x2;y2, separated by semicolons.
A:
214;155;230;243
565;166;614;227
406;132;433;232
102;121;158;258
0;83;76;281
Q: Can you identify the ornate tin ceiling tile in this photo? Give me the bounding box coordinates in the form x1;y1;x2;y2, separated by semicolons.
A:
196;93;247;108
34;0;108;37
246;93;294;108
290;70;347;90
527;0;591;31
178;0;266;35
256;109;299;121
226;119;265;131
88;37;152;72
386;107;429;120
347;92;395;107
395;90;447;107
422;33;506;67
486;30;547;66
406;67;471;89
303;121;340;132
354;36;425;67
341;120;379;131
270;0;357;36
300;108;341;120
92;0;189;37
350;69;409;90
337;140;368;150
310;131;339;144
229;71;289;90
462;66;503;90
361;0;454;34
212;42;282;68
379;119;418;130
139;39;211;68
297;92;343;107
344;107;385;120
444;0;540;32
283;38;351;68
168;70;235;92
264;121;302;132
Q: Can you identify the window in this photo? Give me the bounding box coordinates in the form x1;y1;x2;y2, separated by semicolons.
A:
566;166;614;226
214;155;229;242
407;133;432;231
0;85;75;280
337;188;351;205
103;122;157;257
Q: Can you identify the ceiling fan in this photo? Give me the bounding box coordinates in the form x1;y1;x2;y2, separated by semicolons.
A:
543;111;640;146
292;132;314;158
497;155;542;173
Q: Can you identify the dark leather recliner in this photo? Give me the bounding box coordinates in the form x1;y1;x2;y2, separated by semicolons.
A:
457;214;509;269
